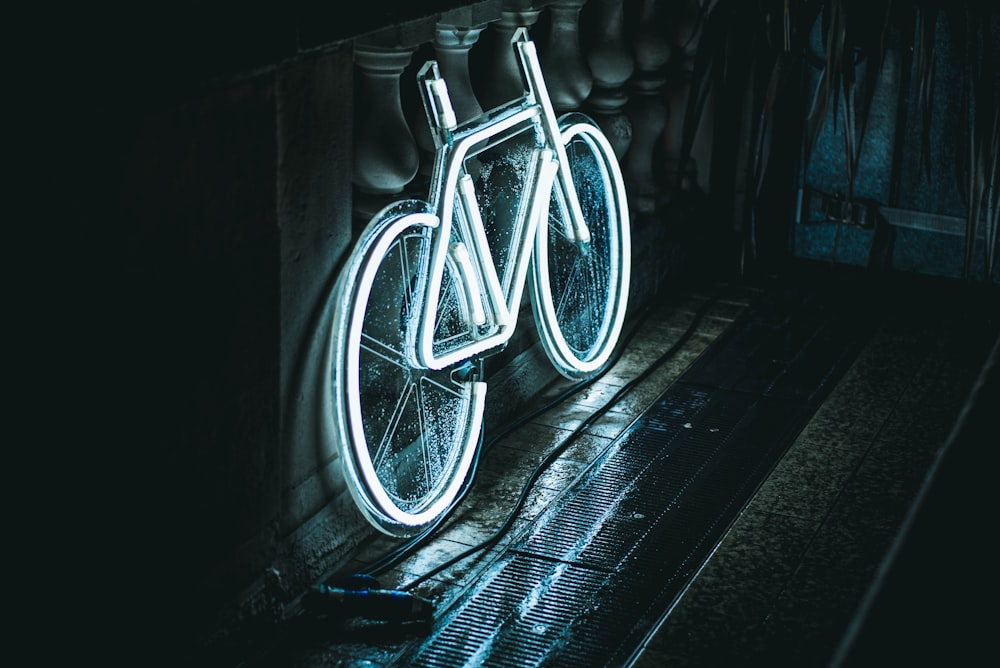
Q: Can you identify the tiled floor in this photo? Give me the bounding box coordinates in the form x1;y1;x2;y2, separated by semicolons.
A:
229;262;998;667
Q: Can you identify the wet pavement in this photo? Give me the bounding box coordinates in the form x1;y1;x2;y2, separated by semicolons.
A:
206;261;998;667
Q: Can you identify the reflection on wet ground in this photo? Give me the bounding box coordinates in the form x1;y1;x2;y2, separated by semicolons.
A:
223;263;998;667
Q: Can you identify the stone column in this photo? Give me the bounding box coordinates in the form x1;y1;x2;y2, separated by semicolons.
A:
659;0;705;198
582;0;634;160
541;0;592;113
624;0;671;216
412;22;489;177
434;24;487;123
479;1;542;110
352;44;420;216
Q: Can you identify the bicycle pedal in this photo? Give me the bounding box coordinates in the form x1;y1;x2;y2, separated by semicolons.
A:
451;360;480;383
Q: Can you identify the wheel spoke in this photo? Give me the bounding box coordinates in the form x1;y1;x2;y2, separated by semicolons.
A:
372;379;417;473
414;382;432;497
361;333;407;367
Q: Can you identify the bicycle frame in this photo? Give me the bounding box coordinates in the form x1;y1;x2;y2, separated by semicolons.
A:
409;28;591;371
330;26;631;535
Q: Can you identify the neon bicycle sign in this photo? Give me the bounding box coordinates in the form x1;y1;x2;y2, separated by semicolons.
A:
325;28;631;536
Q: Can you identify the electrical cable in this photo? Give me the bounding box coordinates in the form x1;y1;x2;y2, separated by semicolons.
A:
395;287;724;592
355;298;660;579
303;286;726;626
281;287;728;633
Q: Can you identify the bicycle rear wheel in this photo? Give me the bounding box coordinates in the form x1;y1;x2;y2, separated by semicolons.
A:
327;202;485;536
530;114;631;380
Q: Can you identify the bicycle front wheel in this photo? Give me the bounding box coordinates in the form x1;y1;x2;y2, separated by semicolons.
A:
327;203;485;536
530;114;631;380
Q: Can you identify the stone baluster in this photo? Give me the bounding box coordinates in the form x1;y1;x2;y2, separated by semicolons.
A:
412;19;490;178
352;44;419;220
582;0;634;160
435;24;487;123
624;0;671;216
405;42;436;182
660;0;706;198
540;0;592;113
478;1;542;110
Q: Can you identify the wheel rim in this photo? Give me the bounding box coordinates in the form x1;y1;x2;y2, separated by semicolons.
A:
333;214;480;535
534;121;630;378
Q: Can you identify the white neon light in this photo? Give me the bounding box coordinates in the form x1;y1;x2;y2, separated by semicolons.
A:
533;124;631;376
331;27;631;535
457;174;509;329
414;148;558;371
515;32;590;245
429;78;457;130
341;212;486;528
448;241;487;326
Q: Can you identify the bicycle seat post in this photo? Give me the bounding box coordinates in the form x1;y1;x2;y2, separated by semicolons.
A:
417;61;458;147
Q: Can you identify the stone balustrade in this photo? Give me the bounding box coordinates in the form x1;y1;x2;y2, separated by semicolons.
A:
116;0;717;648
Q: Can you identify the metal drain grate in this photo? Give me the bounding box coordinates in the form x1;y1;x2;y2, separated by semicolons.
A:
394;276;877;667
408;556;612;668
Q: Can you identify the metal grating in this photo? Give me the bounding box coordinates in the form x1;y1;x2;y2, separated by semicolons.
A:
393;276;877;667
408;555;612;668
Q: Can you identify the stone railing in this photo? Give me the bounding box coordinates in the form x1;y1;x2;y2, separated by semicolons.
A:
119;0;716;652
